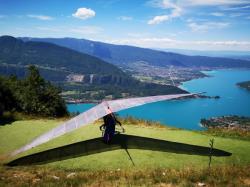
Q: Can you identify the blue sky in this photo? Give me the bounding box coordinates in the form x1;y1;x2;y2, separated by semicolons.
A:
0;0;250;51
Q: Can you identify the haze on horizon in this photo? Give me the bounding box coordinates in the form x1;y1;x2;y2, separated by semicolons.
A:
0;0;250;51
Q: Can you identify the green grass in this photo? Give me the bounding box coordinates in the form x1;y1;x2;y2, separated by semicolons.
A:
1;165;250;187
203;128;250;141
1;119;250;170
0;119;250;186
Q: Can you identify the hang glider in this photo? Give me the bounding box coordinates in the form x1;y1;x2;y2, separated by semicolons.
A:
11;93;194;156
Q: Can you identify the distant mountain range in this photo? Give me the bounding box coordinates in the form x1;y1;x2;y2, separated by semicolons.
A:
158;48;250;61
0;36;127;83
0;36;187;100
21;37;250;69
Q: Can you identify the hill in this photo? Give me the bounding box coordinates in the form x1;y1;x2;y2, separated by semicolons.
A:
21;37;250;69
159;48;250;61
0;36;125;82
0;36;187;101
0;119;250;186
237;80;250;91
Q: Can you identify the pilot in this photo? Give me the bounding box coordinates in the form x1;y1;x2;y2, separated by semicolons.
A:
100;108;124;143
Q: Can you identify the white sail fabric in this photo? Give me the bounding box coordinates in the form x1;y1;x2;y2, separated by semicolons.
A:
11;93;193;156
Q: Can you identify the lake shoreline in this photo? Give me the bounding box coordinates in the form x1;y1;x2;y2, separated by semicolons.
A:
65;70;218;104
66;93;220;105
67;69;250;130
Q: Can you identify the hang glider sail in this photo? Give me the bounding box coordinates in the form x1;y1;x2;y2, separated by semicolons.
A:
11;93;194;156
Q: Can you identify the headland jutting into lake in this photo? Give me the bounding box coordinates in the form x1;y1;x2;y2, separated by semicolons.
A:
68;69;250;130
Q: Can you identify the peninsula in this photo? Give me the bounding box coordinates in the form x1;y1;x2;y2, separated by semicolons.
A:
237;80;250;91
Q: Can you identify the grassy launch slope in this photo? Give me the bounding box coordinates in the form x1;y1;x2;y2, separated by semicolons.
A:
0;119;250;186
0;119;249;170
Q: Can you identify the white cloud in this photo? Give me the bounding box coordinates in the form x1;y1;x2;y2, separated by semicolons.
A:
108;37;175;47
27;14;53;20
147;0;250;25
149;0;249;7
108;37;250;51
171;6;182;17
211;12;224;17
148;15;170;24
148;0;182;24
72;8;95;20
230;13;244;17
161;0;180;9
34;26;102;36
181;0;250;6
70;26;103;35
224;5;250;11
193;40;250;46
188;22;230;32
117;16;133;21
148;0;179;9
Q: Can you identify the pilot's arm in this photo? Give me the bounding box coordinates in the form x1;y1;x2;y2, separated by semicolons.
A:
114;116;125;132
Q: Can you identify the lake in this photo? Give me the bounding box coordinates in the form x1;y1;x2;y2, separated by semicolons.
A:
67;69;250;130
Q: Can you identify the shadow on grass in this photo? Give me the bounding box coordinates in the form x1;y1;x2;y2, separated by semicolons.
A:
7;134;232;166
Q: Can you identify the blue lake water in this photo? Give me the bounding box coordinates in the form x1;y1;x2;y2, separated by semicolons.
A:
67;69;250;130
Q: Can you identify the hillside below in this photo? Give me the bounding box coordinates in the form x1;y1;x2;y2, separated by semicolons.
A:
0;119;249;186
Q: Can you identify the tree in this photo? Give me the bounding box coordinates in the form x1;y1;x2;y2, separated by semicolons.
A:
41;82;68;117
18;65;68;117
0;65;68;117
19;65;46;114
0;76;17;117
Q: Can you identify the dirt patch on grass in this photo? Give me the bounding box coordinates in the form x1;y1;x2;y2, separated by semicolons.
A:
242;178;250;185
0;165;249;187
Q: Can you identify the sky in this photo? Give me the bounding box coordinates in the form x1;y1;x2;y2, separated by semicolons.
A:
0;0;250;51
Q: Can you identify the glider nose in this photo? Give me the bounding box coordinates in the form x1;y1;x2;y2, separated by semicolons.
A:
107;107;113;114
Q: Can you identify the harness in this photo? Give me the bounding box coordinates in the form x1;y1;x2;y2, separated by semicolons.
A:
100;114;125;137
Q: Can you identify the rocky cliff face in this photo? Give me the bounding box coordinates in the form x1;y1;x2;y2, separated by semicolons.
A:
66;73;135;85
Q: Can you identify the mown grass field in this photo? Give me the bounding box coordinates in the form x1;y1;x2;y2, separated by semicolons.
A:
0;119;250;186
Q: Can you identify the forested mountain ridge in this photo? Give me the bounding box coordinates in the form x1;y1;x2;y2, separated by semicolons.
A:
0;36;124;80
0;35;143;86
0;36;187;101
20;37;250;69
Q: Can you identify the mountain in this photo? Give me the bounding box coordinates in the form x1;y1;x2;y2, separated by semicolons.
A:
157;48;250;61
21;37;250;69
0;36;187;101
0;36;126;82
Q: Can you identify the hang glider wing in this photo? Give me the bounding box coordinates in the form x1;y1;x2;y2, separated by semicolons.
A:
11;93;194;156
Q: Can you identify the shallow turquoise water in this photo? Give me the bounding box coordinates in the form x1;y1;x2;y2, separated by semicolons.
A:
67;69;250;130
